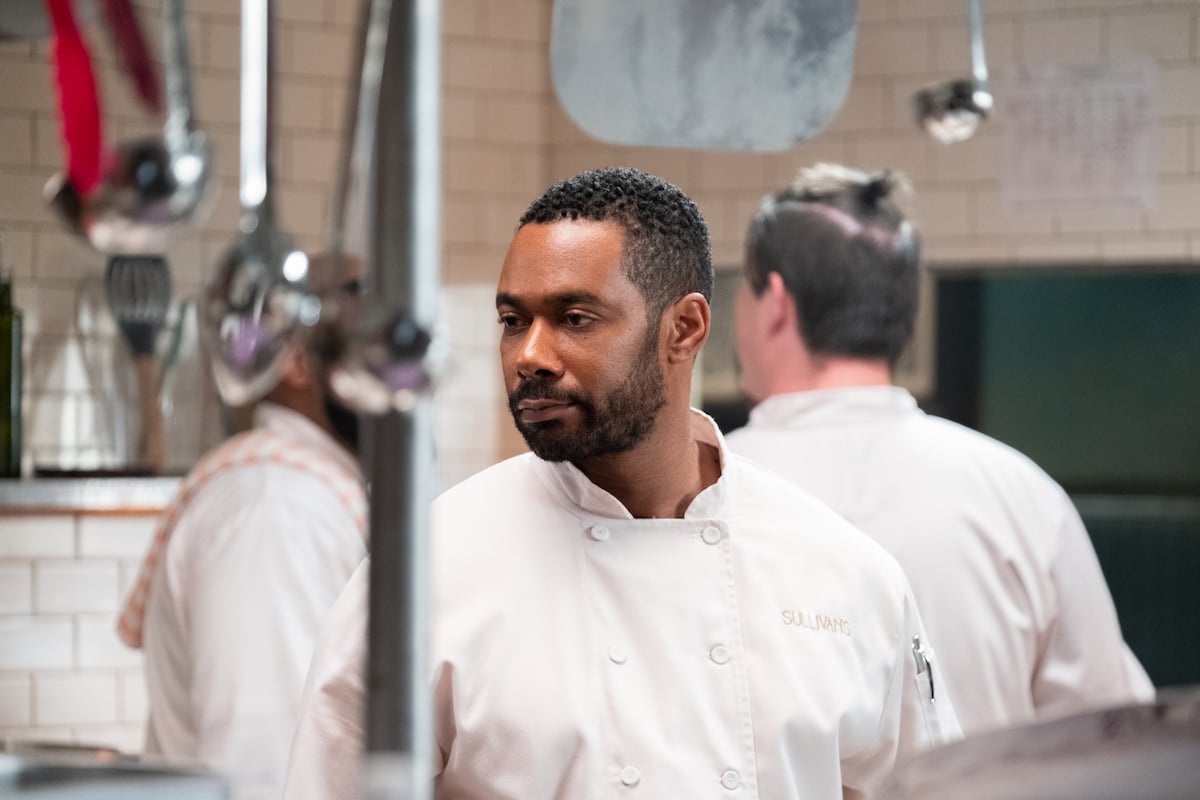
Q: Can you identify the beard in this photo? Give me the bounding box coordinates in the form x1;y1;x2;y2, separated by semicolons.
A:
323;393;360;450
508;333;666;463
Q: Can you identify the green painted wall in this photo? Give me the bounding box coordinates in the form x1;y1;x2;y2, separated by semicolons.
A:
978;272;1200;494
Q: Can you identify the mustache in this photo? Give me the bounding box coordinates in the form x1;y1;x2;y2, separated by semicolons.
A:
509;380;586;407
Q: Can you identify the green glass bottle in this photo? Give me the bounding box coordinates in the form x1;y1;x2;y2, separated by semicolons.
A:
0;266;22;478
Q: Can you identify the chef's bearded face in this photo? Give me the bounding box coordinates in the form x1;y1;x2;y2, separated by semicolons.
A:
497;219;668;464
508;324;666;462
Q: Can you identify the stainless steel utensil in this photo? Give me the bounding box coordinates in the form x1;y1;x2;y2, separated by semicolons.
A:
326;0;377;265
201;0;309;406
314;0;450;417
911;0;993;144
105;255;170;472
74;274;127;465
549;0;859;151
45;0;213;254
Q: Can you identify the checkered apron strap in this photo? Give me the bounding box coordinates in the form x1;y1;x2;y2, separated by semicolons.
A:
116;429;367;648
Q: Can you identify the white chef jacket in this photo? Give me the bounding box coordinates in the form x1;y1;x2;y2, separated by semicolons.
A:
725;387;1154;735
284;410;960;800
141;403;369;800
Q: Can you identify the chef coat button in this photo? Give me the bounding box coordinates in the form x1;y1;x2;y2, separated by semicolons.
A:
608;646;628;665
720;769;741;790
709;644;732;665
589;525;610;541
701;526;721;545
620;765;641;786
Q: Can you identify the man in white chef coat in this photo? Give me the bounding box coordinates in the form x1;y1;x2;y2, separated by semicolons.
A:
724;163;1154;735
116;254;370;799
284;167;960;800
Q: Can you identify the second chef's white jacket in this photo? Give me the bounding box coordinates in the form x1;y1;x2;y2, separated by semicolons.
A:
725;387;1154;735
284;411;960;799
139;403;369;799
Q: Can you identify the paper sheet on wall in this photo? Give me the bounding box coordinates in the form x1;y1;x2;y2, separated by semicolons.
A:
1003;61;1156;213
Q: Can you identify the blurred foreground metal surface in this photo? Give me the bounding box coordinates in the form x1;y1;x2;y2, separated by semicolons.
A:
878;691;1200;800
0;752;228;799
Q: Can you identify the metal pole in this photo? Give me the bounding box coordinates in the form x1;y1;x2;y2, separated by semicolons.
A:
362;0;439;796
968;0;989;91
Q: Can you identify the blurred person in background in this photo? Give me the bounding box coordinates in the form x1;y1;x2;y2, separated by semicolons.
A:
116;253;369;799
725;163;1154;735
283;167;959;800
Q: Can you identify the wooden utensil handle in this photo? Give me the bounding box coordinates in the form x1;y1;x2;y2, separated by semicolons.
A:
134;356;164;473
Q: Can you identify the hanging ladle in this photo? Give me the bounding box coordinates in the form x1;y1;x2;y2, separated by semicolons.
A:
45;0;213;254
912;0;993;144
201;0;311;406
312;0;449;417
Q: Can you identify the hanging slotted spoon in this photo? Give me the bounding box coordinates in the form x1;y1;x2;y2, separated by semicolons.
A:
105;255;171;472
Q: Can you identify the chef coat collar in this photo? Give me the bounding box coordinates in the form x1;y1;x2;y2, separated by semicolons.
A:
253;402;363;483
748;386;918;430
533;408;730;521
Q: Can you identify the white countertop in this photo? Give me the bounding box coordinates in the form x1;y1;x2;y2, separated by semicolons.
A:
0;477;181;513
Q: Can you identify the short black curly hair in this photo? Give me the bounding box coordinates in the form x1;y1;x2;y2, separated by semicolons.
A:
518;167;713;322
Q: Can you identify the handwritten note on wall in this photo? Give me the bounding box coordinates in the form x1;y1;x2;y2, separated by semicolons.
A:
1004;61;1157;213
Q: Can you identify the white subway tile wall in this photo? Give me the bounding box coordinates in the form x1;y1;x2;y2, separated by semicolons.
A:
118;671;148;724
34;674;119;727
0;615;74;671
78;615;145;670
0;516;74;561
34;562;120;615
0;676;31;727
0;514;149;748
434;284;504;489
76;517;157;559
0;564;32;614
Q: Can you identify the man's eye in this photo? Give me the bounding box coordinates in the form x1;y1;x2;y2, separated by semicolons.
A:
563;312;591;327
498;315;523;329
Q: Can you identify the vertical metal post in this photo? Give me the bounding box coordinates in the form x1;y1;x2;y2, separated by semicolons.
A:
968;0;988;90
361;0;440;797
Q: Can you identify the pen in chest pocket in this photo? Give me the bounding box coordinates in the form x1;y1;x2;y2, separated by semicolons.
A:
912;636;935;703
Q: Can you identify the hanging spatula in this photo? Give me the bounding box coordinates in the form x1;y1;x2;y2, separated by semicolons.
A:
105;255;171;472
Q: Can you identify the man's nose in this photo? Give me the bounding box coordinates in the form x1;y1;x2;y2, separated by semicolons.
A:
514;319;563;379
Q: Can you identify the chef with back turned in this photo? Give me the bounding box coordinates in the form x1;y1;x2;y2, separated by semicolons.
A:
724;163;1153;736
284;166;960;800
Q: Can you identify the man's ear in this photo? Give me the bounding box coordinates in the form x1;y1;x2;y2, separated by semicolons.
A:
665;292;711;364
275;344;313;390
764;271;795;337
